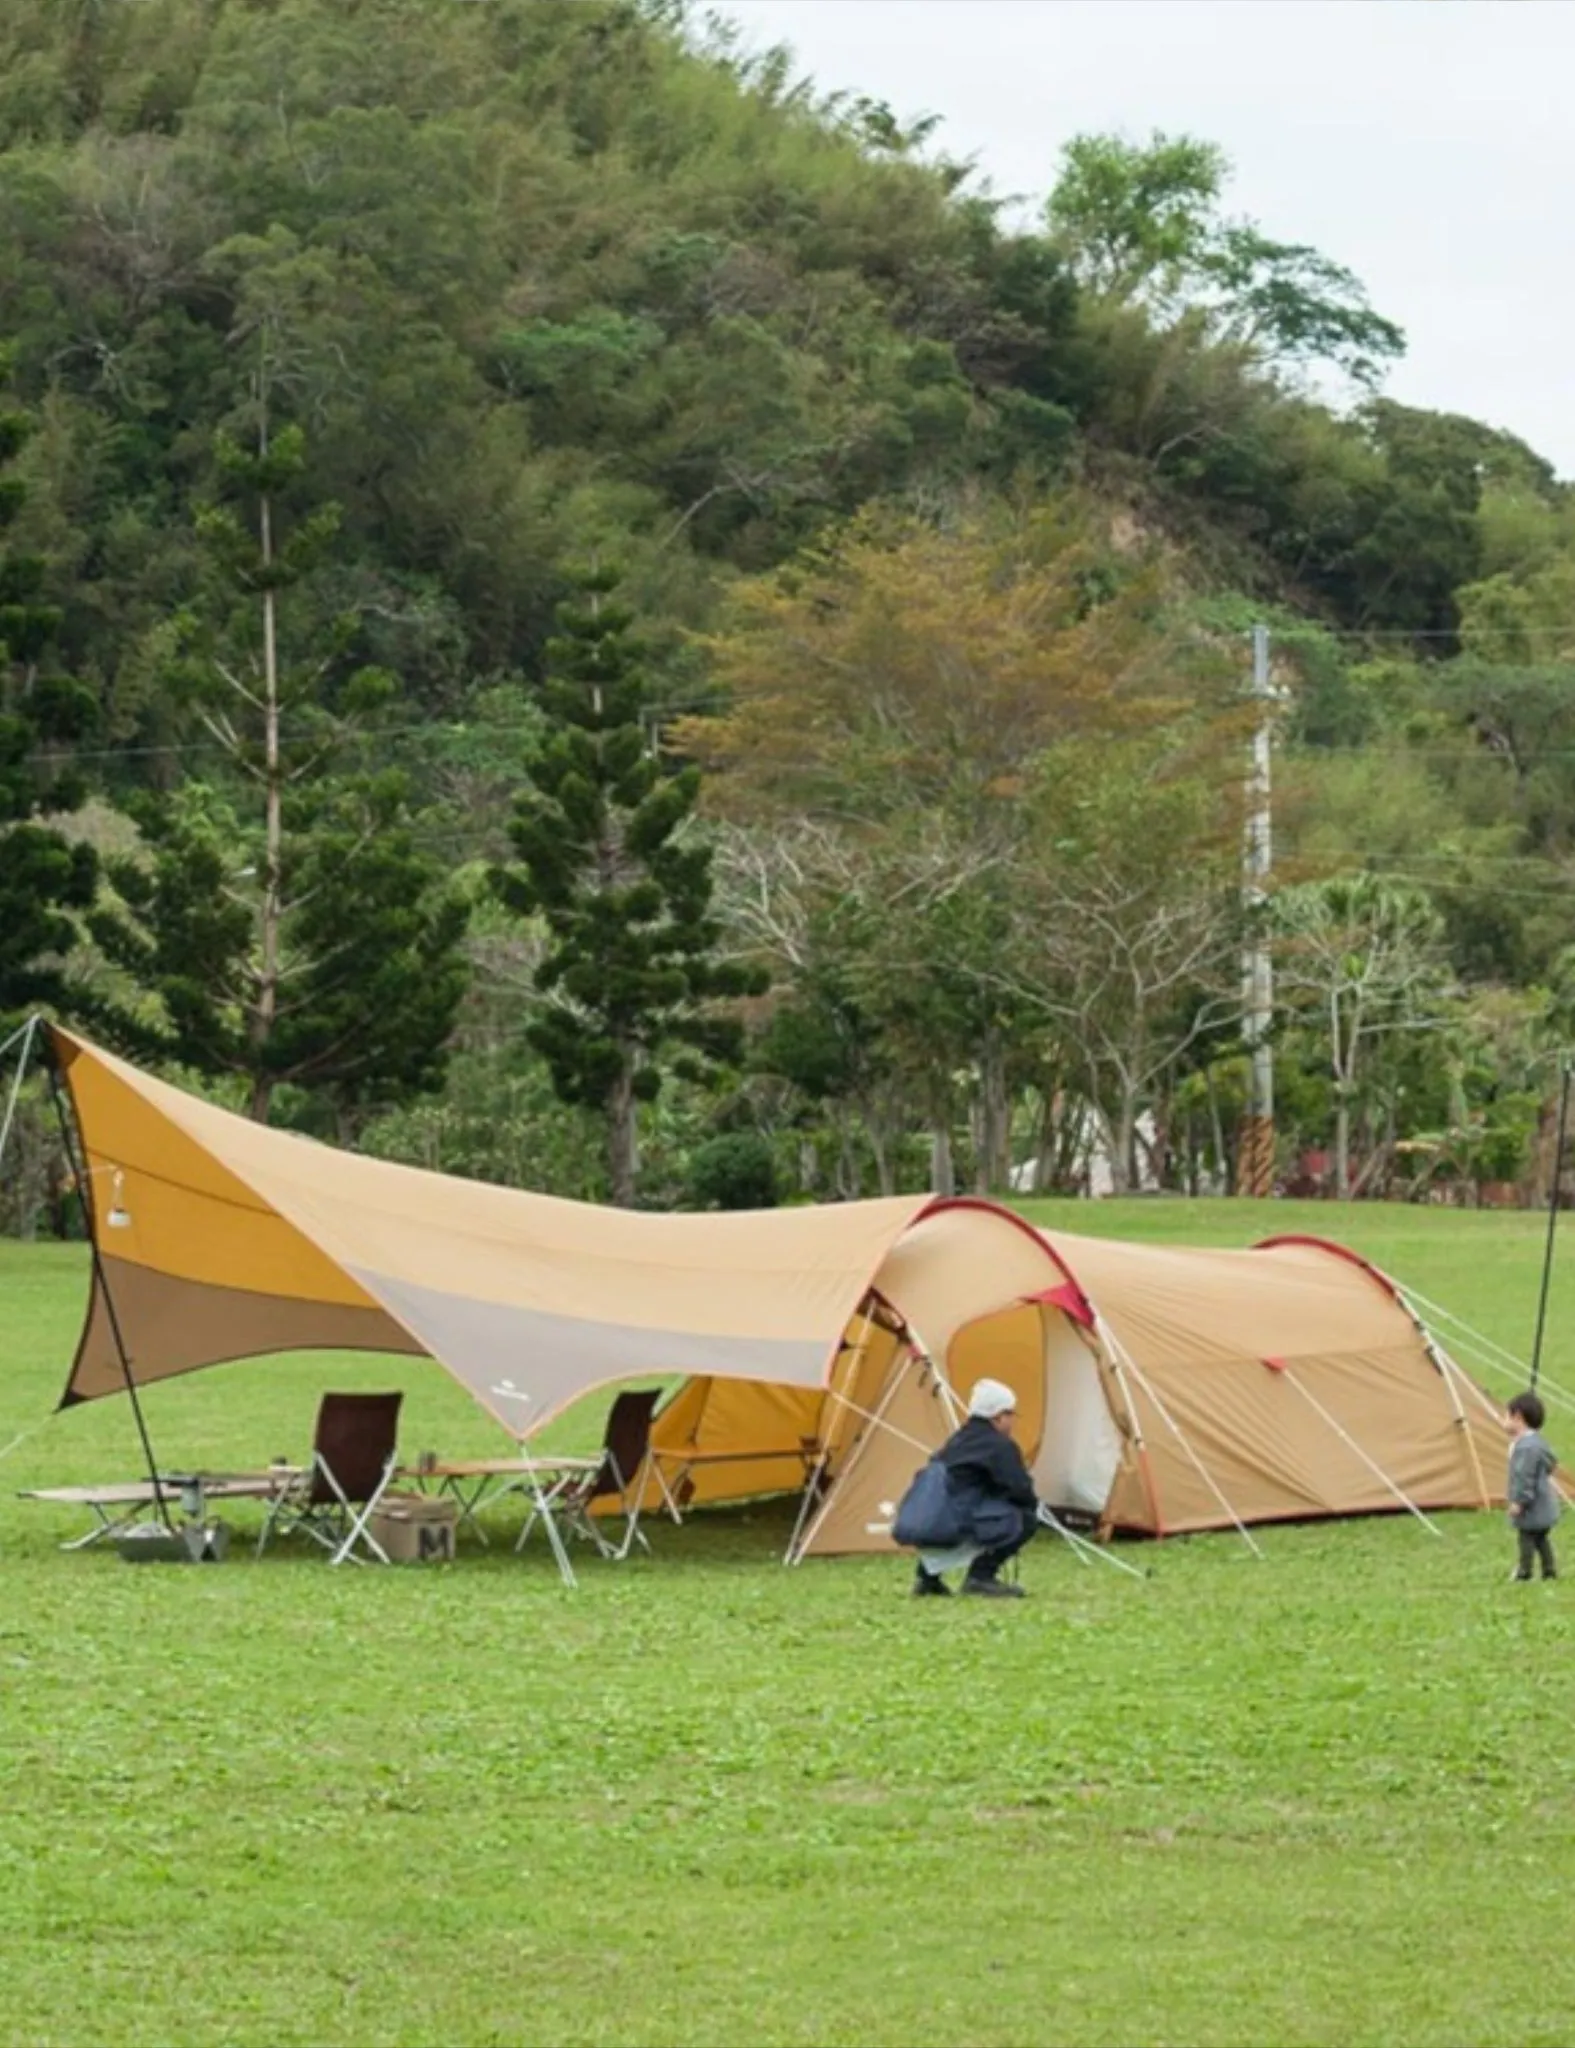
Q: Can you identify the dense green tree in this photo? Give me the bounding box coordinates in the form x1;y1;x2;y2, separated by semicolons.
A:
493;568;762;1204
1047;130;1404;384
93;420;469;1125
0;376;97;1031
2;0;1574;1214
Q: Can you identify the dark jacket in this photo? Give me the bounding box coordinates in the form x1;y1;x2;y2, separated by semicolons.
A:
939;1416;1038;1514
1508;1429;1561;1534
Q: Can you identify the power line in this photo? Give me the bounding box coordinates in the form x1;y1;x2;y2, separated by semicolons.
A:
1291;625;1575;644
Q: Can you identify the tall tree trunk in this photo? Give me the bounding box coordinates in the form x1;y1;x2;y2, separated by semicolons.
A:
835;1115;858;1200
974;1030;1009;1194
1033;1085;1058;1196
608;1062;637;1206
868;1119;894;1197
1108;1097;1135;1197
930;1118;955;1197
1333;1092;1352;1200
247;453;282;1126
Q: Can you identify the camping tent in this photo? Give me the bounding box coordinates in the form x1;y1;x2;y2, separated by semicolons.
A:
44;1029;1512;1557
46;1030;1055;1446
781;1220;1513;1553
601;1210;1514;1555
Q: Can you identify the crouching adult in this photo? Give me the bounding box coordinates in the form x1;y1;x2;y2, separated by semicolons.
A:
915;1377;1039;1600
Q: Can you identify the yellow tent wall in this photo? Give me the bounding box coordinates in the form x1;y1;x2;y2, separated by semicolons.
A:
623;1311;908;1514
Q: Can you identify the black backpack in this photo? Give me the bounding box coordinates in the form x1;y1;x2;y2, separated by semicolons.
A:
892;1458;966;1549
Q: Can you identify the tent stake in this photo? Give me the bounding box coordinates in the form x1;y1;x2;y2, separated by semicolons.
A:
46;1042;173;1531
1035;1501;1148;1581
1532;1056;1573;1392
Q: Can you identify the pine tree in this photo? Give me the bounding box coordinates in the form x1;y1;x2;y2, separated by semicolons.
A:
94;421;469;1128
0;372;97;1033
494;570;762;1204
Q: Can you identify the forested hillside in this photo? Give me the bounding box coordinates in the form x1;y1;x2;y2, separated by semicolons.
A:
2;0;1573;1221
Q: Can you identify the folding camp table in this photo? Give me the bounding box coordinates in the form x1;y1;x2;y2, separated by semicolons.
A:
398;1457;600;1587
18;1473;286;1550
647;1441;823;1524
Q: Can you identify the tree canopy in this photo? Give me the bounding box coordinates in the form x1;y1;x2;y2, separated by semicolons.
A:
1;0;1572;1214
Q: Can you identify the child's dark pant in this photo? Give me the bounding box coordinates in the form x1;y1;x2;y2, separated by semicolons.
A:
1516;1528;1557;1579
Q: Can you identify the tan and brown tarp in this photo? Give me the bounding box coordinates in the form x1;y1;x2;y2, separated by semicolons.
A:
50;1030;1054;1435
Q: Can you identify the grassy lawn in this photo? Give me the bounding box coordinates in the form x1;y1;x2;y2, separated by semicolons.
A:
3;1199;1575;2047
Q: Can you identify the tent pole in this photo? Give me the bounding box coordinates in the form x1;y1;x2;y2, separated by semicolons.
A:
1399;1294;1492;1509
1094;1322;1168;1539
46;1044;173;1531
0;1013;40;1183
785;1310;877;1566
1278;1367;1444;1536
1398;1307;1575;1512
1427;1338;1569;1506
1410;1293;1575;1419
1105;1330;1266;1558
790;1346;933;1564
1532;1056;1572;1391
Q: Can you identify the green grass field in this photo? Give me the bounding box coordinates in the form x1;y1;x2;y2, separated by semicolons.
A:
4;1200;1575;2048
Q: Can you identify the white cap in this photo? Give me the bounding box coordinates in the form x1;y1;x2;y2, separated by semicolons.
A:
968;1378;1017;1420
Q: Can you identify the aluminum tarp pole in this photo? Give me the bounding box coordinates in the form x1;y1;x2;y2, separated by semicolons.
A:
0;1014;40;1184
1532;1056;1573;1391
45;1039;172;1530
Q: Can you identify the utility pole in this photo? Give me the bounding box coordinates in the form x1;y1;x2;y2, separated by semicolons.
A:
1238;623;1275;1197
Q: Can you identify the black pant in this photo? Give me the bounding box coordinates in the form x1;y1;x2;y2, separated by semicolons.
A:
1517;1528;1557;1579
968;1508;1038;1583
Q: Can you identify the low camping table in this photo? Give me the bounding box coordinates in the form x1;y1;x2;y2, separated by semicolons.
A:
648;1442;822;1523
399;1457;600;1587
18;1472;287;1550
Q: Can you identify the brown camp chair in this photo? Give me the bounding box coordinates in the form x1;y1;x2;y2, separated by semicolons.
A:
255;1392;404;1565
522;1387;663;1563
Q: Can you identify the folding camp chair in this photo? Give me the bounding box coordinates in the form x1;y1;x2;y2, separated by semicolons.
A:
254;1392;404;1566
520;1388;664;1563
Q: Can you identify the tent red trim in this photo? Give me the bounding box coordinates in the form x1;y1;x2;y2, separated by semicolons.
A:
1254;1233;1402;1303
1030;1281;1096;1328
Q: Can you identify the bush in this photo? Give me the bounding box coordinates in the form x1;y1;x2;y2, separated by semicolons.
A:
685;1133;780;1211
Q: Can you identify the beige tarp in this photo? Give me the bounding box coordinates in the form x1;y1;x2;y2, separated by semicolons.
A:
51;1030;1053;1436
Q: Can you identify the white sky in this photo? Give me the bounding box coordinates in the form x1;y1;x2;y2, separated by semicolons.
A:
719;0;1575;478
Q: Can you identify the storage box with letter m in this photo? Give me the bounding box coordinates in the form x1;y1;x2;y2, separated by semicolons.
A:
368;1492;458;1563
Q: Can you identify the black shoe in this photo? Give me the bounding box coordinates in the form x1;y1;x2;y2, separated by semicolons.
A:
963;1576;1026;1599
912;1569;952;1598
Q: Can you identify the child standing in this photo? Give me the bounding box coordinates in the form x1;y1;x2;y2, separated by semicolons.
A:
1506;1391;1560;1582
